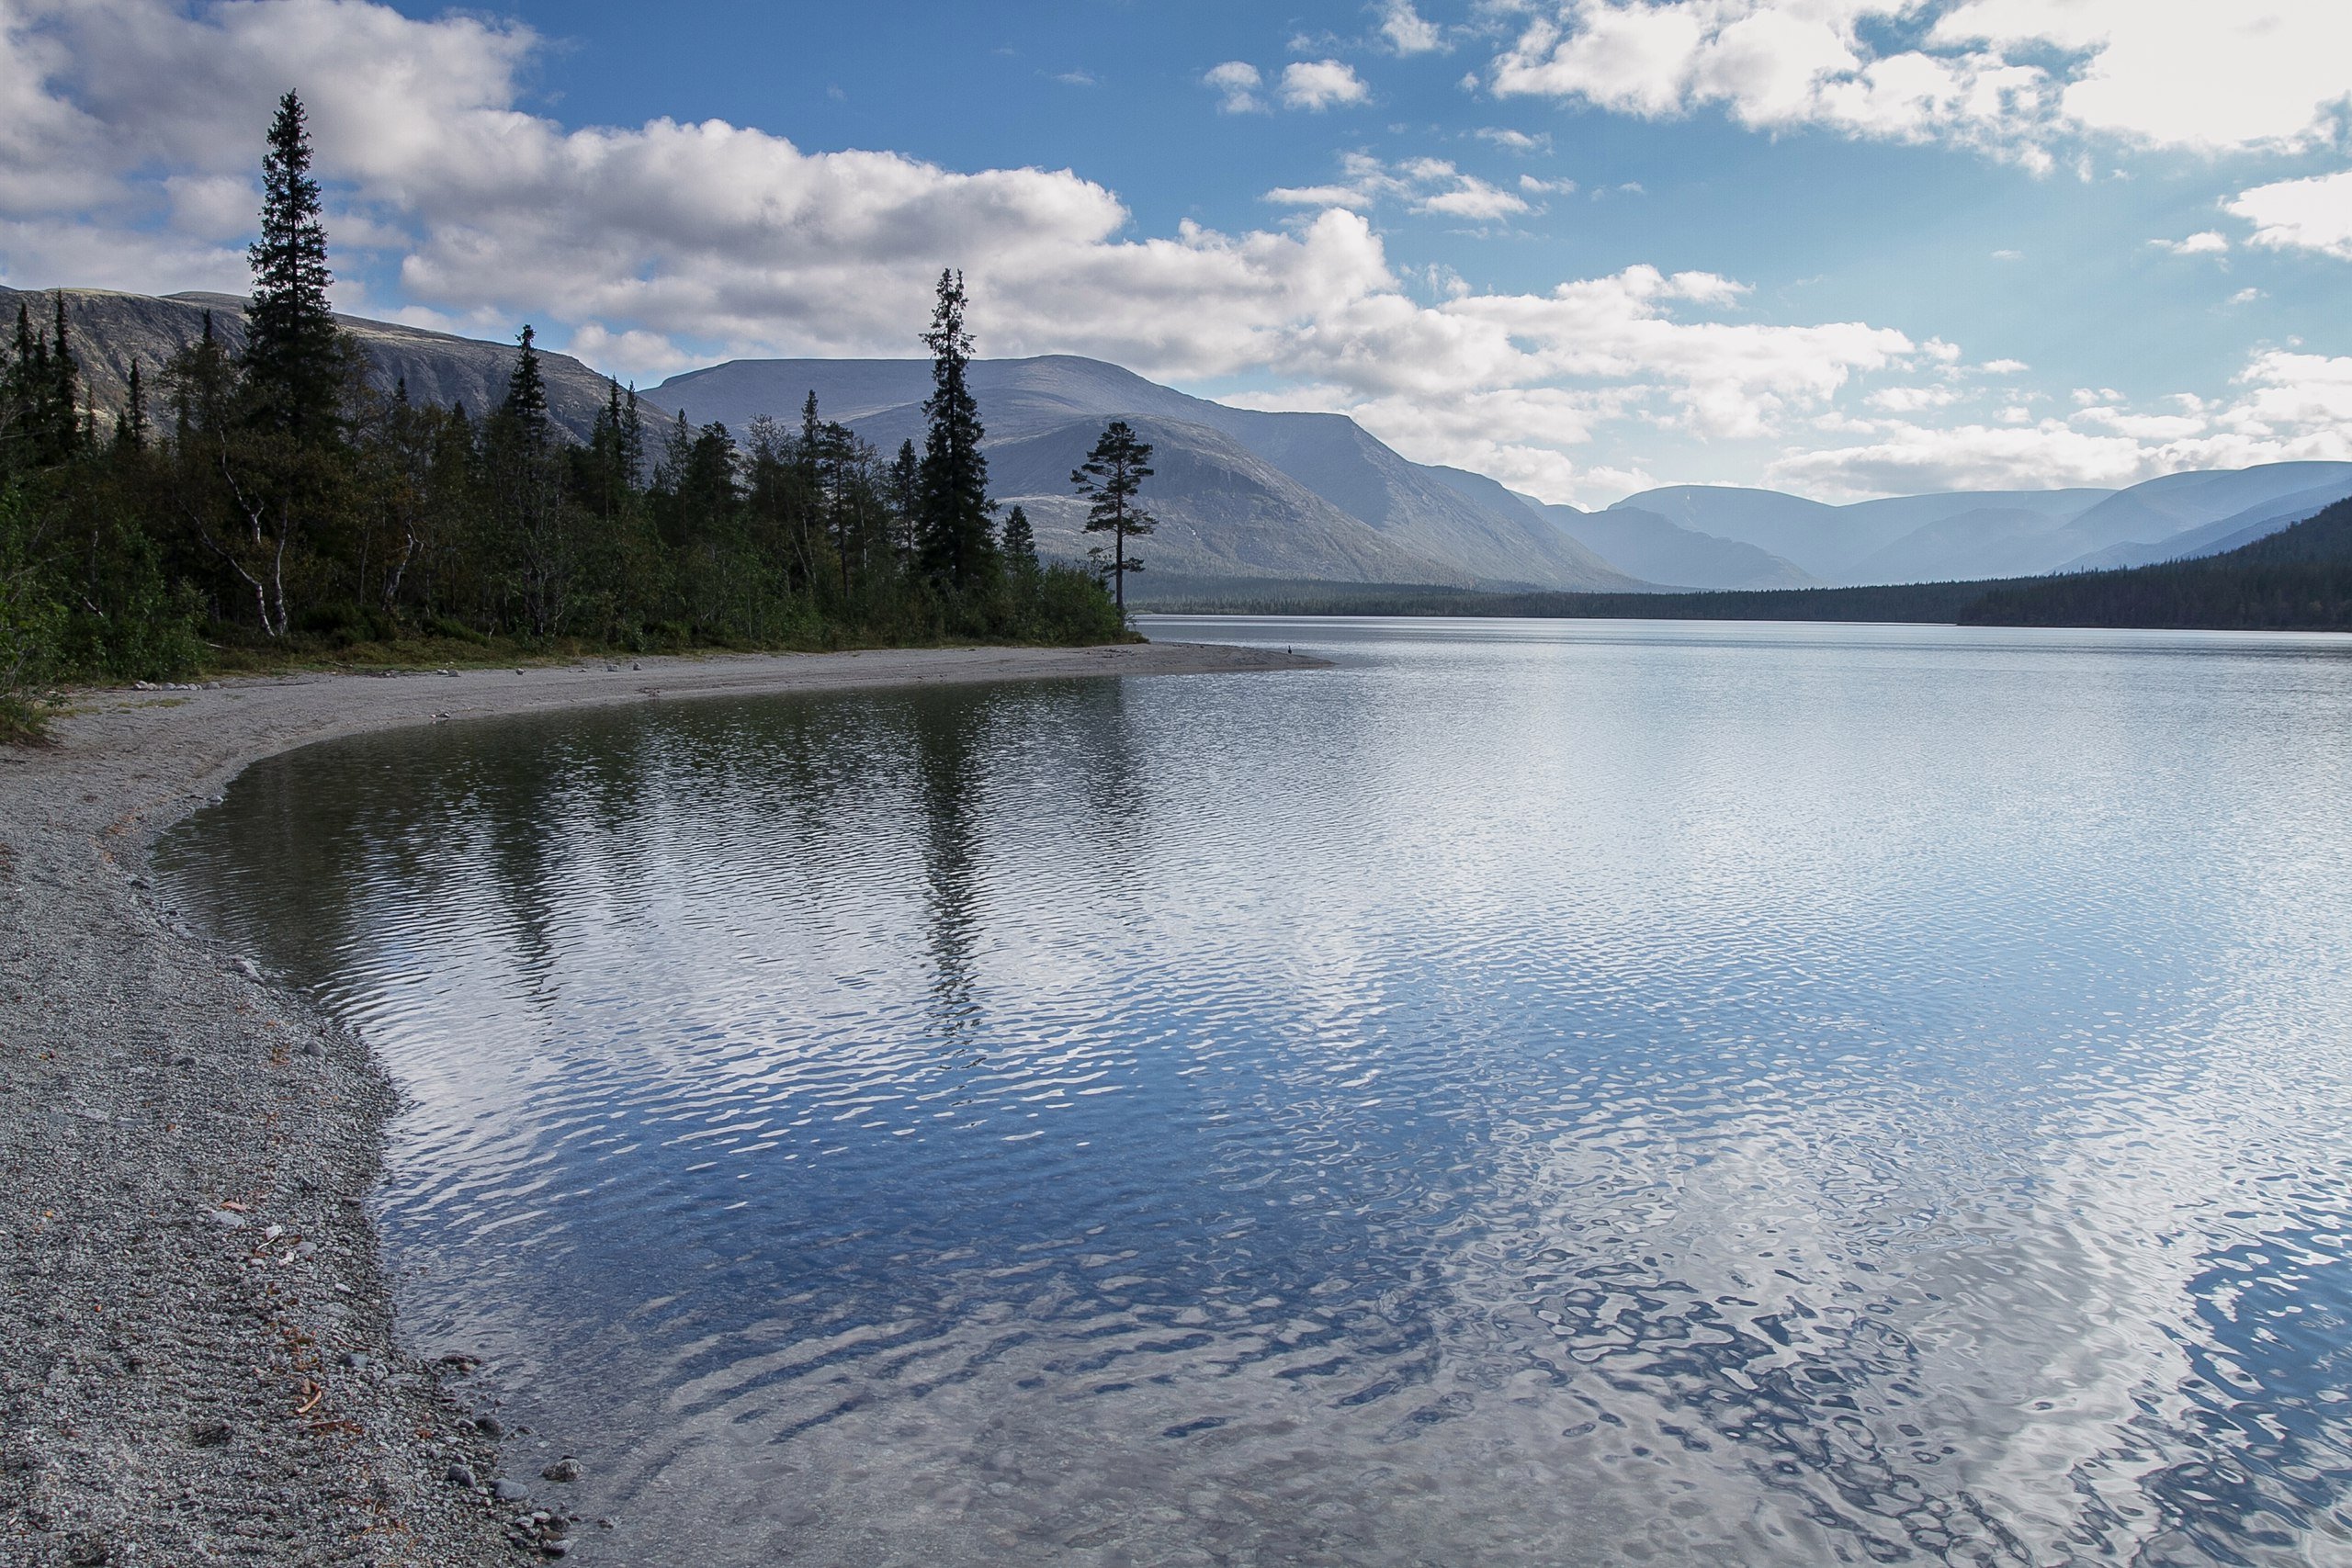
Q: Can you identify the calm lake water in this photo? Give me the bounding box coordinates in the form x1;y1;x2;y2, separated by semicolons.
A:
159;617;2352;1566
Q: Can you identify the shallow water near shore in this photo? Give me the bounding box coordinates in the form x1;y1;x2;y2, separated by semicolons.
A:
159;616;2352;1565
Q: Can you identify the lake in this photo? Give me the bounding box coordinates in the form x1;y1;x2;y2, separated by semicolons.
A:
158;616;2352;1565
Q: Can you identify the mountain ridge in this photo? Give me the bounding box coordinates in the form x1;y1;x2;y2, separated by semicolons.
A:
0;286;622;440
645;355;1643;591
17;281;2350;600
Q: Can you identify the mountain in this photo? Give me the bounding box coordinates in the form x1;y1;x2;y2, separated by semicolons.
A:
38;281;2349;601
1959;494;2352;631
646;355;1644;591
1609;484;2117;581
2061;481;2352;571
1605;473;2352;587
19;288;1607;589
975;415;1464;585
1821;490;2110;584
2048;467;2352;570
1529;501;1816;590
2041;463;2352;557
1838;506;2090;585
0;286;619;439
1182;415;1629;589
1835;488;2111;532
1608;486;1860;577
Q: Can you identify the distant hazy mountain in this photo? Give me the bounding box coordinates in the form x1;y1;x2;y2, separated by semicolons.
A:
647;355;1643;591
2063;481;2352;571
1608;486;1871;579
1835;507;2085;585
1610;485;2118;582
1960;494;2352;631
0;286;619;440
978;415;1464;585
1606;474;2352;587
1835;489;2112;533
2038;463;2352;567
1520;500;1815;590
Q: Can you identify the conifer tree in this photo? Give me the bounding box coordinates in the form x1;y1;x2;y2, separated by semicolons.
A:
485;325;570;635
3;303;40;472
112;361;149;452
582;378;629;518
797;390;822;473
887;439;921;559
807;415;870;594
621;385;645;481
916;269;995;592
501;323;549;438
1072;420;1154;612
166;312;237;443
1001;503;1039;581
47;293;81;461
243;91;344;442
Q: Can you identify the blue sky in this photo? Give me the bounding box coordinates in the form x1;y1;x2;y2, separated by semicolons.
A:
6;1;2352;502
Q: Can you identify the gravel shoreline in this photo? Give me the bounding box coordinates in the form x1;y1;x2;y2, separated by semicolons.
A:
0;640;1317;1566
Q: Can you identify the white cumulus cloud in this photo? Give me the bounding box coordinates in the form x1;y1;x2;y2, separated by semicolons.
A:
1203;61;1267;114
2227;168;2352;261
1266;153;1538;222
1279;59;1373;110
0;0;1963;505
1376;0;1446;55
1770;349;2352;496
1475;127;1552;153
20;0;2320;509
1487;1;2352;164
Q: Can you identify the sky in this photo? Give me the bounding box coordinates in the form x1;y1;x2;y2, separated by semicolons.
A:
4;1;2351;505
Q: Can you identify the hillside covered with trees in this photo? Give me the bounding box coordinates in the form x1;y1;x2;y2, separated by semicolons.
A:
1955;496;2352;630
1148;496;2352;633
0;94;1122;738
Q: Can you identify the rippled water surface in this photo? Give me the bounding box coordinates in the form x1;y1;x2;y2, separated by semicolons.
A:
160;618;2352;1565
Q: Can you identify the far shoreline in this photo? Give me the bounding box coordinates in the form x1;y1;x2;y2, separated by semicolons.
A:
0;638;1323;1567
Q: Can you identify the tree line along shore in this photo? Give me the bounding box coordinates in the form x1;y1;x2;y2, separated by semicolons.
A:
1142;494;2352;632
0;93;1172;741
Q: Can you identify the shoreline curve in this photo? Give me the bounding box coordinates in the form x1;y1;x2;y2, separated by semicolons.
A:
0;639;1324;1566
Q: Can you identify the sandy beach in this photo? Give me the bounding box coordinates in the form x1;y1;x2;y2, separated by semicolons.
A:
0;639;1318;1567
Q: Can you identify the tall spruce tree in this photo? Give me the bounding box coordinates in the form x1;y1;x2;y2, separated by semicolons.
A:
621;385;645;482
1072;420;1154;612
0;305;35;475
501;323;549;436
887;439;921;560
485;325;570;635
582;378;631;519
916;269;995;592
47;293;81;462
165;311;237;443
112;360;149;452
1001;504;1039;581
243;91;344;442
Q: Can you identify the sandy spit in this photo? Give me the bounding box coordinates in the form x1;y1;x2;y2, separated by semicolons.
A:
0;640;1320;1566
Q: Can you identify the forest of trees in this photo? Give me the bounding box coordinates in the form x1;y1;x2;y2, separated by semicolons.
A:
1954;497;2352;630
0;92;1124;739
1147;499;2352;632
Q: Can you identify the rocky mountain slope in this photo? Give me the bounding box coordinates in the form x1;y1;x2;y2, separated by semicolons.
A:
646;355;1644;591
1;286;623;440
